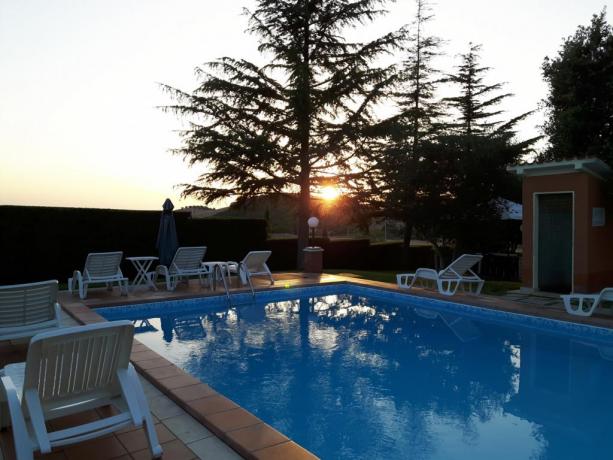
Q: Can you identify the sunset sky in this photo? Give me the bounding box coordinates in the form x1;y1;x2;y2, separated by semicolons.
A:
0;0;608;210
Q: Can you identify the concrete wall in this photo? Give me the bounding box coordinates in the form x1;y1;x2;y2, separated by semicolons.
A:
521;172;613;293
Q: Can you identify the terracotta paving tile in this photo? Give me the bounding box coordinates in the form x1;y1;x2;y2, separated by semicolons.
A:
34;450;68;459
137;357;173;370
116;424;175;453
0;429;17;460
189;395;238;417
225;423;288;453
168;383;217;402
252;441;318;460
155;373;201;391
131;439;197;460
130;350;162;362
48;409;100;431
65;305;92;314
63;435;128;460
145;365;185;380
76;314;106;324
204;408;261;433
132;342;149;353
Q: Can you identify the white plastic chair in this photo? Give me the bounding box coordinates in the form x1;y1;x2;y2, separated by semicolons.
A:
0;280;62;341
68;252;128;299
153;246;209;291
0;321;162;460
561;288;613;317
228;251;274;290
397;254;484;296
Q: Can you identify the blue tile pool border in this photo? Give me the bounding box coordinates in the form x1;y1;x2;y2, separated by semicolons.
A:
96;282;613;345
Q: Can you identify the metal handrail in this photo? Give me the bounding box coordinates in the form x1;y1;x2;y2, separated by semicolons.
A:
211;264;231;303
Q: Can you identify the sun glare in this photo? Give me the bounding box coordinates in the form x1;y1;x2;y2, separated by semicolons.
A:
320;186;340;201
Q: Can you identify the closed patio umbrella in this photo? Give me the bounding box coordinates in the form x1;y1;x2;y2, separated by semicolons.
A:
156;198;179;266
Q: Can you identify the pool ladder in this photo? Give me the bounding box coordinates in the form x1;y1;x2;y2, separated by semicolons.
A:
211;264;255;305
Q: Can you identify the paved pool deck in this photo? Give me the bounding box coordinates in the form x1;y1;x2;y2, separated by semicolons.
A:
1;272;611;460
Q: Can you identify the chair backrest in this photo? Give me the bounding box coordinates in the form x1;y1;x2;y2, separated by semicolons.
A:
171;246;206;272
443;254;482;276
0;280;58;328
84;252;124;280
242;251;272;273
23;321;134;412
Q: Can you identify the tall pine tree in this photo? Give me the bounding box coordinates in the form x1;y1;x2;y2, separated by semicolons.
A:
372;0;442;252
162;0;405;265
415;44;537;256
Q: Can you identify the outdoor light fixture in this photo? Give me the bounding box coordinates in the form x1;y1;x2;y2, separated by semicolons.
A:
307;216;319;247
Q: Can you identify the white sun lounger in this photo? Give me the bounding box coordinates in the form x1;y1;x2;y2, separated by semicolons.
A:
397;254;484;296
561;288;613;317
0;321;162;460
153;246;209;291
228;251;274;289
68;251;128;299
0;280;62;341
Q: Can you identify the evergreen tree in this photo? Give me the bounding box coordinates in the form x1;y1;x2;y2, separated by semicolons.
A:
541;9;613;163
163;0;405;265
444;43;522;142
373;0;442;251
414;44;537;256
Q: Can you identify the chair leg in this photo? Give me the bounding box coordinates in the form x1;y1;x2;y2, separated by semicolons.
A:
128;367;162;458
438;279;459;296
79;282;88;300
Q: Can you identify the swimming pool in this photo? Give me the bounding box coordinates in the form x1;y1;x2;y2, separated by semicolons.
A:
99;284;613;459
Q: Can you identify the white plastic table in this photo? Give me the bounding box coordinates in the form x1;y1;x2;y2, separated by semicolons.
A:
126;256;158;291
202;261;234;291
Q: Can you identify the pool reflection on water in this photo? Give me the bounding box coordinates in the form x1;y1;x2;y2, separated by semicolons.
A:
104;293;613;460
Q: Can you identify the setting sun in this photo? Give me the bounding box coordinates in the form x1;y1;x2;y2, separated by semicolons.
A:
320;186;340;201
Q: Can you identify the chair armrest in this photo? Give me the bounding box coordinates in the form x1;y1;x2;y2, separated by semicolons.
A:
1;376;33;459
24;388;51;453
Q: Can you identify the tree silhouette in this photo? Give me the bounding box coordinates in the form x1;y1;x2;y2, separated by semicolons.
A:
162;0;405;265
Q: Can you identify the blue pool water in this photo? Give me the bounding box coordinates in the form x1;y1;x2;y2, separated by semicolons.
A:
99;285;613;459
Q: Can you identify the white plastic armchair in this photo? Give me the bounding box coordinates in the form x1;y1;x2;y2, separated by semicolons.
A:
397;254;484;296
153;246;209;291
0;321;162;460
68;251;128;299
561;288;613;317
0;280;62;341
228;251;274;291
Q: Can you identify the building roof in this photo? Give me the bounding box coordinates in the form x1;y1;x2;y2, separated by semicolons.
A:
508;158;612;180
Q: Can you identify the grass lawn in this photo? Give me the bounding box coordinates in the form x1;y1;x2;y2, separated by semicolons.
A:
323;269;521;296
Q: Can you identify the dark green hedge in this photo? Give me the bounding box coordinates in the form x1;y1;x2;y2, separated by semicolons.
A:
265;239;436;271
0;206;267;284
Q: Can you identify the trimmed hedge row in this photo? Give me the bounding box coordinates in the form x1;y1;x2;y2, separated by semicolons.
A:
0;206;268;284
0;206;519;285
265;239;436;272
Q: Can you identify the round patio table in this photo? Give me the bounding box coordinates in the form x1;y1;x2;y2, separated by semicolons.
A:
126;256;158;291
202;261;234;291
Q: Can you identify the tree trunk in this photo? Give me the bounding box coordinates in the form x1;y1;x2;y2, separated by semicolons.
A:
297;176;310;269
296;0;311;270
402;216;413;268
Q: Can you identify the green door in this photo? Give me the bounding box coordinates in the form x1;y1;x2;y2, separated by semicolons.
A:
537;193;573;292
